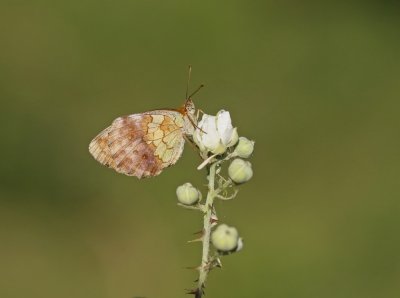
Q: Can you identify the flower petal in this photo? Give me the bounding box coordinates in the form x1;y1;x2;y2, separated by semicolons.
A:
193;129;205;151
216;110;234;146
227;127;239;147
199;114;220;150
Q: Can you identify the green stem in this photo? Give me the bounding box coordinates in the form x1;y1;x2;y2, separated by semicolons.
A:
196;162;217;297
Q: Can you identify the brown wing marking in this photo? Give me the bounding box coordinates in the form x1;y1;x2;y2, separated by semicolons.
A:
89;126;115;168
106;114;185;178
104;115;159;178
154;115;185;167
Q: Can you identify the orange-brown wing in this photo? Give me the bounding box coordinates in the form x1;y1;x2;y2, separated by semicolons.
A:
88;126;115;168
89;113;185;179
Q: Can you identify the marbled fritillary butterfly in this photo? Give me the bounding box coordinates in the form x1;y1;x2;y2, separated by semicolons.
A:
89;68;202;178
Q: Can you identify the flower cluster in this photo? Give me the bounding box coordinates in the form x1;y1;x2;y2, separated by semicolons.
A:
193;110;254;183
193;110;238;155
176;109;255;297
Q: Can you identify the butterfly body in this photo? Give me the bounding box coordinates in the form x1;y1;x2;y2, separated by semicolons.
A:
89;99;197;178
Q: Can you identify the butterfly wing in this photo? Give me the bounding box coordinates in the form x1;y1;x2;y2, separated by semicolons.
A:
89;112;186;178
88;126;115;168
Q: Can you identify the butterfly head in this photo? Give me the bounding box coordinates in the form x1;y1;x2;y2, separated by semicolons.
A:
184;98;196;116
182;83;203;116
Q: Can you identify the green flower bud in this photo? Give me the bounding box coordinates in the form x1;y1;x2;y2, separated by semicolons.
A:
176;183;200;205
211;224;240;252
228;158;253;184
234;137;254;158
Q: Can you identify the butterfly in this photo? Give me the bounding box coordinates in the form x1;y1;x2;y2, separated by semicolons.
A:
89;68;202;179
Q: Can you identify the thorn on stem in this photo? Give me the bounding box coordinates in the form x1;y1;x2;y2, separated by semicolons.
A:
187;236;203;243
186;287;203;298
210;257;222;269
193;229;205;236
185;266;200;271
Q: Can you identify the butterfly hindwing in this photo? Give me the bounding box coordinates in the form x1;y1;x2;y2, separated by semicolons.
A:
89;111;186;178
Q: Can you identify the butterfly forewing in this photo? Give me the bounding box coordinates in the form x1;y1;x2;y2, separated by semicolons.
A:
89;111;187;179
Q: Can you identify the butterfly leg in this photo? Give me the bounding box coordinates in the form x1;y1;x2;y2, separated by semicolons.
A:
196;108;205;121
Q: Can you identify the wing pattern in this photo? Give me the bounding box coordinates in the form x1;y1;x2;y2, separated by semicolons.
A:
89;112;186;178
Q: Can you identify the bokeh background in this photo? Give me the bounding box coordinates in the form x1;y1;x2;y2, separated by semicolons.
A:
1;1;399;297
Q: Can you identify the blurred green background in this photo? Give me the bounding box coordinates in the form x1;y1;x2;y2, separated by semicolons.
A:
1;1;399;297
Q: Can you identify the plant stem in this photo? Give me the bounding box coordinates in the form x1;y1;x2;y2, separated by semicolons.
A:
196;162;217;297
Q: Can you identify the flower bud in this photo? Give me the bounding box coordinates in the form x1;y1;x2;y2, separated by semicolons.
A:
211;224;240;252
234;137;254;158
228;158;253;184
176;183;200;205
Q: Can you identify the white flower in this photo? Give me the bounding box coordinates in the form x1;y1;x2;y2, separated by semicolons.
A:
193;110;238;155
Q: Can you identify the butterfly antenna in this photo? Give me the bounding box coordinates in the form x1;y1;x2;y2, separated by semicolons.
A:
187;113;206;134
189;84;204;99
186;65;192;100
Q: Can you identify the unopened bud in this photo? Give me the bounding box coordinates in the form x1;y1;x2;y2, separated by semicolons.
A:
234;137;254;158
176;183;201;205
228;158;253;184
211;224;240;252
